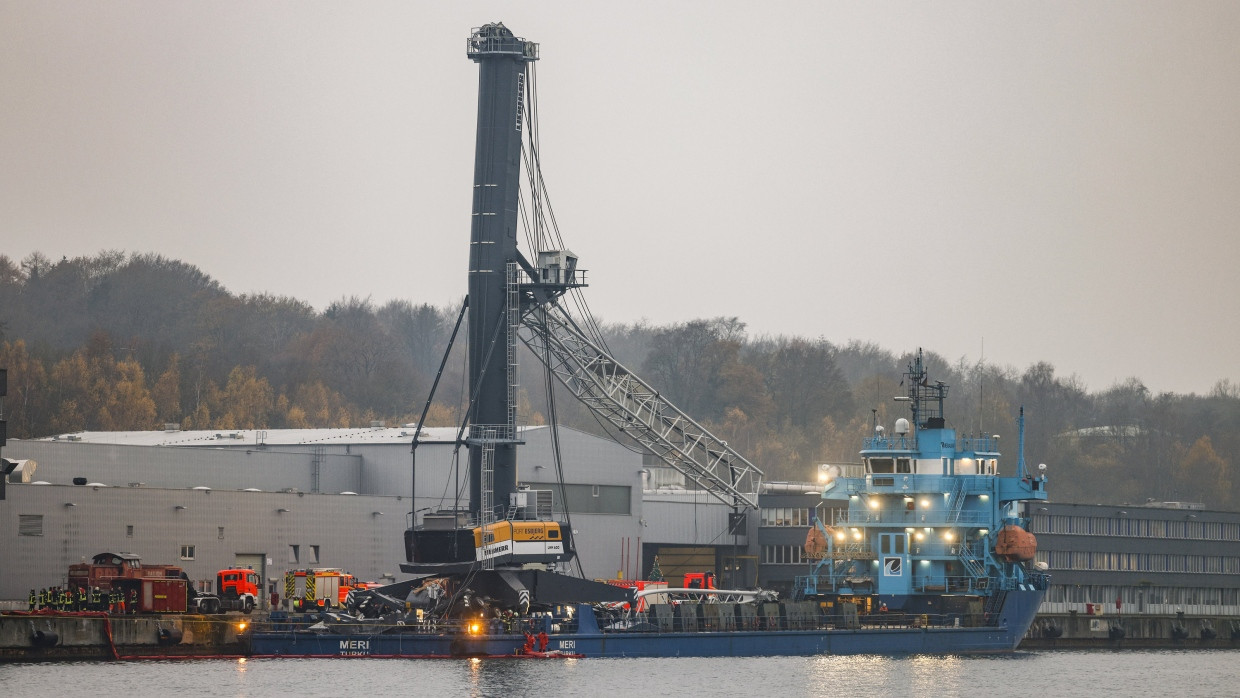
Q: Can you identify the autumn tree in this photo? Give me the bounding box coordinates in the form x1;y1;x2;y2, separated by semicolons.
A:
151;354;183;424
0;340;49;438
216;366;274;429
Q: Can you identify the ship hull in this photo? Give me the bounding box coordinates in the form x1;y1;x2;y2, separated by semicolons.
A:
248;588;1044;658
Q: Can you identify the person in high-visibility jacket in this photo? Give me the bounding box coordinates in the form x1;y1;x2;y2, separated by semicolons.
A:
28;589;37;611
77;586;87;612
90;587;102;611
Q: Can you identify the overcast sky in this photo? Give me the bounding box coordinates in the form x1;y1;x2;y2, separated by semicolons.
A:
3;2;1238;396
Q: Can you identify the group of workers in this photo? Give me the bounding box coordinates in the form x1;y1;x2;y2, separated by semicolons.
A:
522;630;550;654
28;586;136;613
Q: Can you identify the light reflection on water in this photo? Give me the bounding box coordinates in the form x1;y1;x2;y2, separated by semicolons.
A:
0;650;1236;698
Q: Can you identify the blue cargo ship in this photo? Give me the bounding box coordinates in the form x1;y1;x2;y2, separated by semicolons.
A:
247;350;1050;658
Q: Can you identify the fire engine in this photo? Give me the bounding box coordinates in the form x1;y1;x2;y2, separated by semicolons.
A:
284;568;361;611
191;568;261;614
66;552;190;613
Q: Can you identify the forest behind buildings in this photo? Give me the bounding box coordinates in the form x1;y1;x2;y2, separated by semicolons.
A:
1;251;1238;510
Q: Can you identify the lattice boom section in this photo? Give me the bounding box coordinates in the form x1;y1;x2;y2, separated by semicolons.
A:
521;308;762;508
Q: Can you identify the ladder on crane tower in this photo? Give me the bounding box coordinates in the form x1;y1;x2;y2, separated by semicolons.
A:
505;262;520;434
520;304;763;509
479;428;497;571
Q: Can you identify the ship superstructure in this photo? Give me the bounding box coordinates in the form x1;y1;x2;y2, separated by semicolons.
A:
798;350;1049;625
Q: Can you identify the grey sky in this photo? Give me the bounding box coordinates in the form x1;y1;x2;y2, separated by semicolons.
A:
3;2;1238;395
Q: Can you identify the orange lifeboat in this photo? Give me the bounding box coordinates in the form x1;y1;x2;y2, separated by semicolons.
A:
804;526;829;559
994;525;1037;562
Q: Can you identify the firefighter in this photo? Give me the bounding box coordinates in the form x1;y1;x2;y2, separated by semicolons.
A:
523;632;535;654
537;630;549;652
28;589;37;611
109;589;119;614
128;587;138;614
91;586;102;611
59;586;69;611
77;586;88;612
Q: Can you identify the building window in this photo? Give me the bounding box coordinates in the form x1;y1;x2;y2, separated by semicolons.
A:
309;545;320;564
762;545;805;565
180;545;196;561
554;484;631;515
126;525;134;538
760;507;810;527
19;514;43;537
218;526;225;540
289;545;300;564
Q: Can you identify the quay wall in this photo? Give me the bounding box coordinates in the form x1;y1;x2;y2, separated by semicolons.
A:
0;612;246;660
1022;612;1240;649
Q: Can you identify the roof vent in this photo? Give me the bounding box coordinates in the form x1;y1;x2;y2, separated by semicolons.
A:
164;423;181;432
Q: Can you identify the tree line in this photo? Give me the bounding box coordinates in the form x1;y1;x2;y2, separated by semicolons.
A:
1;251;1237;509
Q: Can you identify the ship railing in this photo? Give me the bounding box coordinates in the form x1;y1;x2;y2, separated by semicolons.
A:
912;575;985;594
608;606;970;634
958;436;998;453
260;614;480;635
906;542;984;558
844;476;997;496
863;435;917;450
836;509;990;526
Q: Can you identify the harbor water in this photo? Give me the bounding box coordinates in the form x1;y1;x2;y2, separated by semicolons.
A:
2;650;1237;697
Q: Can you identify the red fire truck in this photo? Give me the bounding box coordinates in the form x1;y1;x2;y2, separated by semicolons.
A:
67;552;190;613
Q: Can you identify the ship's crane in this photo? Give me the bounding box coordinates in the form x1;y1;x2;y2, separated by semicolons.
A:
400;23;761;610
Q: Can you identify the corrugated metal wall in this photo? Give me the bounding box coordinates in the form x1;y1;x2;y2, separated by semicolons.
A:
0;484;407;602
0;426;659;596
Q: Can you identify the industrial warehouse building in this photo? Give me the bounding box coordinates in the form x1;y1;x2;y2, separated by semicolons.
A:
0;425;744;603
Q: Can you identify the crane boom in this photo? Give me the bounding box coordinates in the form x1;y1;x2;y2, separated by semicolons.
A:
520;304;763;509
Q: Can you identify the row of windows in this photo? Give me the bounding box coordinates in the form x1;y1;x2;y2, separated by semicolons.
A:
184;543;323;564
18;516;230;546
1045;584;1240;606
1041;550;1240;574
763;545;807;565
1032;514;1240;541
760;507;812;527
